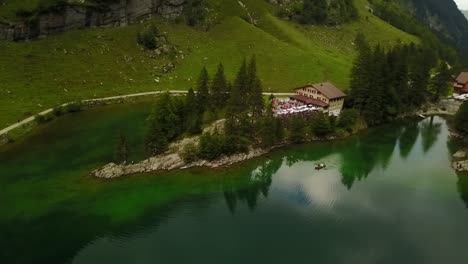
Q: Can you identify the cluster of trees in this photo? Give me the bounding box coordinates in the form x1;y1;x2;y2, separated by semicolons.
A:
144;60;230;156
143;55;364;162
301;0;357;25
194;56;270;161
348;34;452;125
143;54;365;162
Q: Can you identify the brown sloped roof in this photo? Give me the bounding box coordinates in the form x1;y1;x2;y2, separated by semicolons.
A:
456;72;468;84
294;82;346;99
289;95;328;107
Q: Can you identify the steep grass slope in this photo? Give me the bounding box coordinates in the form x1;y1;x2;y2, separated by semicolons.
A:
0;0;418;128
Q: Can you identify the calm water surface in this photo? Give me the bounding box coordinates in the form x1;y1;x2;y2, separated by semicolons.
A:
1;104;468;264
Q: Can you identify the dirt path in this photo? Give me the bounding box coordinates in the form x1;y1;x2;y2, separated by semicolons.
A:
0;90;294;137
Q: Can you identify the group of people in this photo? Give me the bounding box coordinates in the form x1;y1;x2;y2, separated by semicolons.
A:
271;98;321;117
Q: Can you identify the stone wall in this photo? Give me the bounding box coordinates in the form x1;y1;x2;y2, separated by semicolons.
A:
0;0;186;41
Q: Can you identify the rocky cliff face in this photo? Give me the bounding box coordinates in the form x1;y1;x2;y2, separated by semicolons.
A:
0;0;186;41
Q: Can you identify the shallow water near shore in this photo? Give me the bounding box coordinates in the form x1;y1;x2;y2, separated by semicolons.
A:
1;104;468;264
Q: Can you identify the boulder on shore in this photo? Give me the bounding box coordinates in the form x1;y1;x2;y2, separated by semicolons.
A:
453;160;468;172
452;150;468;172
454;150;467;159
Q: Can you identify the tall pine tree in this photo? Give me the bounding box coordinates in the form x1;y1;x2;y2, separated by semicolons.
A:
196;67;210;113
350;33;372;111
211;63;228;110
429;62;452;102
247;56;265;117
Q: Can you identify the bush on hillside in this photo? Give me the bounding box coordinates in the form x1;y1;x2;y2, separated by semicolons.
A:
137;23;160;50
181;142;199;163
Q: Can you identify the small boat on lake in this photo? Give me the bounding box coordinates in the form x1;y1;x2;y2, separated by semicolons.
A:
315;163;326;170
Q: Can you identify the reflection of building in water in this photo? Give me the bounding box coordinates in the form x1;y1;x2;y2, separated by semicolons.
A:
291;82;346;116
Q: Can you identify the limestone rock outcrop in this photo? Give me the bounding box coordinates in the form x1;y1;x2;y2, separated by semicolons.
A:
93;148;269;179
0;0;187;41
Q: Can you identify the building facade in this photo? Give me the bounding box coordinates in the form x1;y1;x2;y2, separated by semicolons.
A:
454;72;468;94
290;82;346;116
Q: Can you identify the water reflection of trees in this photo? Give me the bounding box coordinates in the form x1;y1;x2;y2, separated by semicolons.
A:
223;158;281;212
457;175;468;209
399;123;420;159
449;136;468;209
420;116;442;153
223;117;446;206
340;125;402;189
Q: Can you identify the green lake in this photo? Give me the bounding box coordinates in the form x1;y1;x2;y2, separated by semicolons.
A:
1;103;468;264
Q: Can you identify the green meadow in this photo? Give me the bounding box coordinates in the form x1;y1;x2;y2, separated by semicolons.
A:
0;0;418;128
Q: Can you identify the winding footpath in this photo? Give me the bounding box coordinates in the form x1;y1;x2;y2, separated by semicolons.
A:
0;90;294;137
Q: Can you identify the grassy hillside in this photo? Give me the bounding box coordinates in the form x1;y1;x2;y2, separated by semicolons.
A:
0;0;419;128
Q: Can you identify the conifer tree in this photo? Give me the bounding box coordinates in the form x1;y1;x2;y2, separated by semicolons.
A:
350;33;372;110
429;62;452;102
145;92;179;155
362;45;387;124
247;56;265;116
185;88;202;134
211;63;228;110
196;67;210;113
289;116;306;143
229;60;248;114
313;113;332;137
408;57;430;108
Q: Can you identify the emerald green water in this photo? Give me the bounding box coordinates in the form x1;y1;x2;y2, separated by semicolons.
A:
1;104;468;264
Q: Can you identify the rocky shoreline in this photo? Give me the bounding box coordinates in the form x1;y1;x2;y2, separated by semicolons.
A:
92;117;364;179
93;147;270;179
93;119;273;178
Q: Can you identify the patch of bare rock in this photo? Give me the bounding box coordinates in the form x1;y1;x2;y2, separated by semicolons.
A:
452;150;468;172
93;147;269;179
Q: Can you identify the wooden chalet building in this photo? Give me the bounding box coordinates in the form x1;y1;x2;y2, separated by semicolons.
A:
290;82;346;116
454;72;468;94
